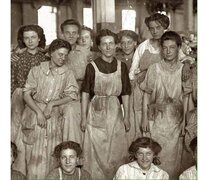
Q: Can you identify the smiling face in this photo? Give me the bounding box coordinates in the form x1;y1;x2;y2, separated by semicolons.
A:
120;36;137;55
98;36;117;60
78;29;92;48
60;148;79;174
62;25;79;46
135;147;154;171
23;31;40;50
148;21;165;40
50;48;69;68
162;40;180;62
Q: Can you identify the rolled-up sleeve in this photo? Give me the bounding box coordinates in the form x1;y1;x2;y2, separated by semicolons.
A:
23;67;38;94
63;70;80;100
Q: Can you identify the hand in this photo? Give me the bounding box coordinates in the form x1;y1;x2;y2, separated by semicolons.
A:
44;102;54;119
180;56;195;64
141;119;150;133
80;117;87;132
11;53;20;62
36;110;47;128
124;118;130;132
182;63;191;82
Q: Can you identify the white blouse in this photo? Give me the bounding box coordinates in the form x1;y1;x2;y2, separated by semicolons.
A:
114;161;169;180
179;165;197;180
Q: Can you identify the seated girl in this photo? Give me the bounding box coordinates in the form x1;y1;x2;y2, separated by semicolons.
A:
47;141;91;179
114;137;169;179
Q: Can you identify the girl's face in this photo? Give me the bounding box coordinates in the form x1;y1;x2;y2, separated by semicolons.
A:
78;29;92;48
148;21;165;40
50;48;69;68
135;147;154;171
23;31;40;50
120;36;137;55
60;148;79;174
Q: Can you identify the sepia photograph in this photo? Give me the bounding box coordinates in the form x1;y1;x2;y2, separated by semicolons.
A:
1;0;203;179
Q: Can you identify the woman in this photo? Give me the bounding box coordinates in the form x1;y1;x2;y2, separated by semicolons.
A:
14;39;79;179
140;31;191;179
114;137;169;179
11;24;47;94
179;137;197;180
129;13;193;137
81;29;131;179
116;30;141;144
47;141;91;180
11;25;48;142
116;30;138;71
78;25;99;62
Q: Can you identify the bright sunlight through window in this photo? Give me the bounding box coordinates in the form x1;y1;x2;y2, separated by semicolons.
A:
38;6;57;45
122;9;136;31
83;8;93;29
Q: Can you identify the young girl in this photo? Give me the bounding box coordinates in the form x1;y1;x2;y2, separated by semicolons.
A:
114;137;169;179
47;141;91;179
13;39;79;179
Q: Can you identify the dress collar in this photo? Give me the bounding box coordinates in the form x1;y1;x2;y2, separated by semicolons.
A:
128;161;161;173
40;61;68;75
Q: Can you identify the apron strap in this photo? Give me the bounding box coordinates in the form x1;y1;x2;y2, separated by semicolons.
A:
91;61;99;73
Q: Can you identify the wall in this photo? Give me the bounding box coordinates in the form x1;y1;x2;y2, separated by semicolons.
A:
11;3;22;45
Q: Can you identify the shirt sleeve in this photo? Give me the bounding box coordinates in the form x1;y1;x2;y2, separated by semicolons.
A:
62;70;80;100
11;60;19;95
22;67;38;95
113;165;126;180
162;171;169;179
129;41;146;80
140;64;157;94
81;63;95;97
121;62;131;96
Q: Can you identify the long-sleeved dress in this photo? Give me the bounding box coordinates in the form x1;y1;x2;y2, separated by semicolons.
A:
82;57;131;179
13;61;79;179
140;60;186;179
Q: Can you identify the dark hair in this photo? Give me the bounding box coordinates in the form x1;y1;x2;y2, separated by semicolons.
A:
60;19;81;33
160;31;182;47
81;25;94;39
128;137;162;165
53;141;82;159
118;30;138;42
48;39;71;56
96;29;118;46
11;142;18;160
17;24;46;49
189;137;197;153
145;13;170;30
